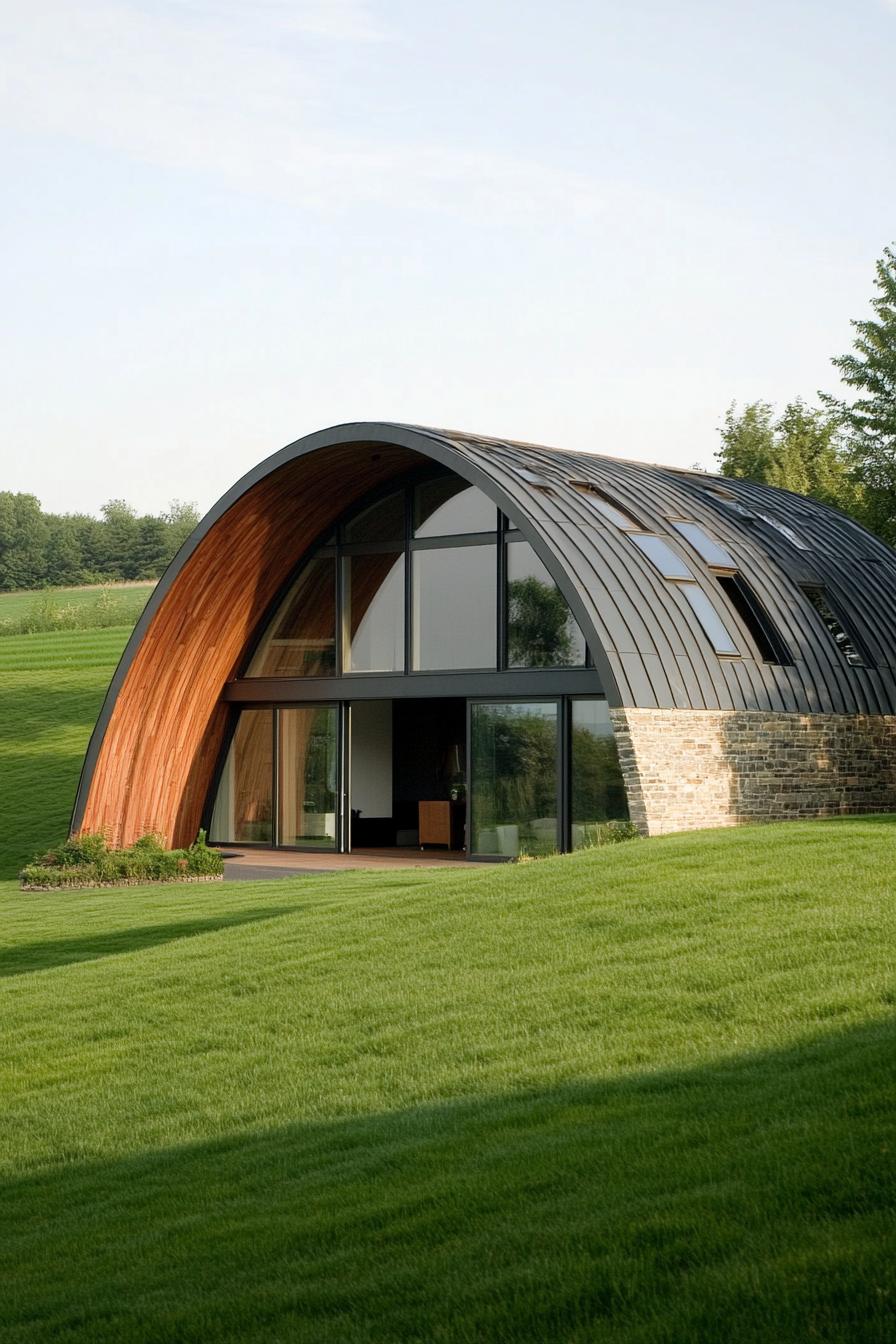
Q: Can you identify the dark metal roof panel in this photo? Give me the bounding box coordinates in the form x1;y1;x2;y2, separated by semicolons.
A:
417;424;896;714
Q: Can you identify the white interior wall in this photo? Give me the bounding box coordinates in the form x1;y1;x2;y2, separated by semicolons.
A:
350;700;393;818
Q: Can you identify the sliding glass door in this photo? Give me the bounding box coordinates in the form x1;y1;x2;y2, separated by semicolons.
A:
209;705;341;849
278;706;339;848
209;708;275;844
470;701;560;857
469;697;629;857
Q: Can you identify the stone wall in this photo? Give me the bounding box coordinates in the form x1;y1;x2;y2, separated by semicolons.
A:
610;708;896;835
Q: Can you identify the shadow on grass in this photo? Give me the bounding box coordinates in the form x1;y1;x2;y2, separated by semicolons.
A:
0;907;303;978
1;1016;893;1343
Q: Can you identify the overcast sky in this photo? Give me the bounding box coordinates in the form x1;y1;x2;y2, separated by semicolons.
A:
2;0;895;517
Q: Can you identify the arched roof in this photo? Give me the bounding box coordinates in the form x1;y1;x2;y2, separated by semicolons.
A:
73;421;896;847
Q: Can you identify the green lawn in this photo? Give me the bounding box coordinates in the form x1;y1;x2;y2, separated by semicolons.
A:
0;626;133;877
1;821;894;1342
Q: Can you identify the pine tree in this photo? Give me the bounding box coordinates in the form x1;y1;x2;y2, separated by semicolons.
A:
822;244;896;543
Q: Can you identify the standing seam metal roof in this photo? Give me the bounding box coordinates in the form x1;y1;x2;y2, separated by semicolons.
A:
412;424;896;715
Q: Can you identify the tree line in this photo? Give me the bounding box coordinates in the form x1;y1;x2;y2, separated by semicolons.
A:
0;496;200;591
716;243;896;545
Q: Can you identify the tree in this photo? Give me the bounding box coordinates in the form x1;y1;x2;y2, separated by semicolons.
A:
821;244;896;544
99;500;139;579
133;515;170;578
163;500;200;558
716;399;858;516
0;493;48;590
44;515;88;587
507;576;575;668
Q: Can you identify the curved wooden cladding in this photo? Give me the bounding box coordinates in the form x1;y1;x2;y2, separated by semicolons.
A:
77;441;421;848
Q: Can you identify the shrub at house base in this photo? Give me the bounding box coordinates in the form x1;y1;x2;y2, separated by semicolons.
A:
20;830;224;890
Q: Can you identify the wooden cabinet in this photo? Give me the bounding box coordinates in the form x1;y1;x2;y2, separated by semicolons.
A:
418;800;465;850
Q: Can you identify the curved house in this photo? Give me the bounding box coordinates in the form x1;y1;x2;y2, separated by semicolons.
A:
73;422;896;855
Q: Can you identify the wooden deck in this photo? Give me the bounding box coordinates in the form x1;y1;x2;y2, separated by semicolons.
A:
218;846;473;881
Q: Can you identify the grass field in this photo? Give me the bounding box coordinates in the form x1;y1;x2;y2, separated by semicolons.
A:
0;582;155;624
0;626;133;877
1;822;894;1341
1;615;894;1340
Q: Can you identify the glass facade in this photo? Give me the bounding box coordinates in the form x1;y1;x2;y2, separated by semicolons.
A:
507;541;586;668
278;707;339;848
569;699;629;848
210;696;629;855
470;701;560;857
209;708;274;844
413;545;497;670
210;468;631;855
246;556;336;677
243;471;588;679
344;490;405;545
343;553;405;673
414;478;496;537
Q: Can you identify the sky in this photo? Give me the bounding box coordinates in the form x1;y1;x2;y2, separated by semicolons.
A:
2;0;895;517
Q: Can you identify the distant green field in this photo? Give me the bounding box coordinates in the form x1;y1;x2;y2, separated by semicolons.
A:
0;626;133;876
0;583;154;635
1;821;894;1341
0;582;153;618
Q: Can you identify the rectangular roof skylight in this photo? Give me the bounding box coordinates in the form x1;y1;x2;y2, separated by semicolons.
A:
630;534;693;580
572;484;640;530
757;513;810;550
670;520;736;569
679;583;740;655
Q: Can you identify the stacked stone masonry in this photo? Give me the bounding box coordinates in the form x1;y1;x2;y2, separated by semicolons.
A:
610;708;896;836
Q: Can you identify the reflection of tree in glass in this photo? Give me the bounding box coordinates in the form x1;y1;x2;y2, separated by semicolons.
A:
472;709;557;839
507;576;575;667
570;727;629;829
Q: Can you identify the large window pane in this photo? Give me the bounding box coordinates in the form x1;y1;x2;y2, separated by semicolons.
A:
471;701;559;857
415;477;497;537
279;707;338;848
570;700;629;849
246;556;336;677
413;545;497;669
507;541;586;668
344;491;405;545
344;553;405;672
209;709;273;843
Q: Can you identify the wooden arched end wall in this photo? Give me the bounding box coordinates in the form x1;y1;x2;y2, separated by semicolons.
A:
74;439;422;848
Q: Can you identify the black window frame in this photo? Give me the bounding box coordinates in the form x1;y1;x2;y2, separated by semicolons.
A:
800;585;871;668
239;466;591;682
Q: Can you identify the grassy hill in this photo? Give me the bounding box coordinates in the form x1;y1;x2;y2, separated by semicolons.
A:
0;625;134;877
1;823;894;1341
0;583;154;876
1;597;894;1340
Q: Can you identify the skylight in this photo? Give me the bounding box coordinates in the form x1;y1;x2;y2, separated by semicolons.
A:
572;484;640;530
801;586;868;666
514;467;552;489
670;521;736;569
757;513;810;551
678;584;739;655
630;534;693;581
